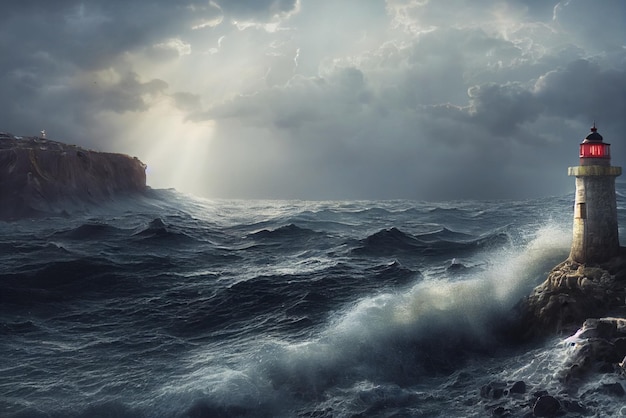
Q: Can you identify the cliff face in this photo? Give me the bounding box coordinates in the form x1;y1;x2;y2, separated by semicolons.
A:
0;134;147;220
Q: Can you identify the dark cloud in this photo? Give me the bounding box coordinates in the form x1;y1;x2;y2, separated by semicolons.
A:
0;1;207;146
468;82;542;136
0;0;291;81
0;0;623;200
192;68;540;199
535;59;626;124
553;0;626;51
94;73;169;114
0;1;221;70
190;2;626;200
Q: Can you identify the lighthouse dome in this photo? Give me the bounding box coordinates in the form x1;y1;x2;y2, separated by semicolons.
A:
583;124;603;143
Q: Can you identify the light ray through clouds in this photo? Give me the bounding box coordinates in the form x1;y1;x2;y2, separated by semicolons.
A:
0;0;624;200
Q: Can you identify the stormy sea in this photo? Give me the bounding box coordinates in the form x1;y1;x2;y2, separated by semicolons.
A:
2;184;625;418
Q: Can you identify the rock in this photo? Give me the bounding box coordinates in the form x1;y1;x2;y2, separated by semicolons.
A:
620;355;626;374
532;395;561;417
491;406;508;416
510;243;626;417
560;399;586;414
559;317;626;383
480;381;507;399
531;390;549;399
0;134;147;220
515;253;626;340
509;380;526;394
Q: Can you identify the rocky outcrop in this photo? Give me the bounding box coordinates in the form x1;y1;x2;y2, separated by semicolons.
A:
502;250;626;416
478;380;590;417
0;133;147;220
518;249;626;340
560;317;626;384
476;256;626;417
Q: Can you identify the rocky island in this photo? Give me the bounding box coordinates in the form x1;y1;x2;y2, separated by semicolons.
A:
519;252;626;341
481;126;626;417
0;132;147;220
487;250;626;417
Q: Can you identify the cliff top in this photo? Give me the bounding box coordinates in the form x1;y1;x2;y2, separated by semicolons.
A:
0;132;141;161
1;132;69;149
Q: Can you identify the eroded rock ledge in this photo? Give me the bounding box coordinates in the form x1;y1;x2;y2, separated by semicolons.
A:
518;249;626;340
0;133;147;220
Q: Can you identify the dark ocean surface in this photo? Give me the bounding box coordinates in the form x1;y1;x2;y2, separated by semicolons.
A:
1;184;625;417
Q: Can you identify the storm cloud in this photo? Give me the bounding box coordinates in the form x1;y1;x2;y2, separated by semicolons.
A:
0;0;624;200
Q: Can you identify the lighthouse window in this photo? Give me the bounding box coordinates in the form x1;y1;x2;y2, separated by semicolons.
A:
580;143;610;158
591;145;602;156
575;203;586;219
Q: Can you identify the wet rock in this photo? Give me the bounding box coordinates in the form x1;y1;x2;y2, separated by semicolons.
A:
512;250;626;417
480;381;507;399
532;395;561;417
491;406;509;416
561;399;586;414
560;317;626;383
509;381;526;394
620;355;626;375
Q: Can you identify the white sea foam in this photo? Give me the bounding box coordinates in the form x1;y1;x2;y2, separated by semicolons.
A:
327;222;571;344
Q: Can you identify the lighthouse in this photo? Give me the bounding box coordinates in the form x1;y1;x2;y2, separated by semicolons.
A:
568;124;622;264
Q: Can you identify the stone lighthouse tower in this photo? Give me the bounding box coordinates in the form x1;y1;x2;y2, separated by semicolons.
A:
568;124;622;264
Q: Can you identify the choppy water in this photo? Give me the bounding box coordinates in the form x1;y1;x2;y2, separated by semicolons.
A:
1;184;625;417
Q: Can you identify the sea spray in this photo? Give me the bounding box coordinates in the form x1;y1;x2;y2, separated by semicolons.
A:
487;223;572;303
165;222;573;415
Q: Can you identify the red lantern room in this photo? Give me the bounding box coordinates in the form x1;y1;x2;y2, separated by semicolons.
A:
580;123;610;166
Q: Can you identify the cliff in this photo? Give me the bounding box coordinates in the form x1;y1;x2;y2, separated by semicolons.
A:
0;133;147;220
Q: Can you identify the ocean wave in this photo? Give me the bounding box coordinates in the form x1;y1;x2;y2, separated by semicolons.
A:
52;222;123;240
249;223;319;240
414;226;475;243
0;320;38;335
170;224;571;415
132;218;198;244
352;227;423;255
353;226;511;257
0;257;130;305
3;241;73;256
0;252;183;307
427;206;469;215
0;191;590;418
166;260;419;341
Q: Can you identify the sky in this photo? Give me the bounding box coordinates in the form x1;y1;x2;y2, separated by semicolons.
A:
0;0;624;200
